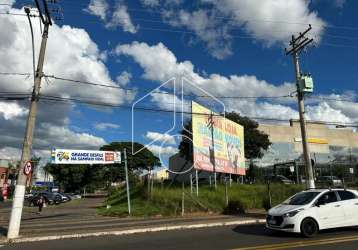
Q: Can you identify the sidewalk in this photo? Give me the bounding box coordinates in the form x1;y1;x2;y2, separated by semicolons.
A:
0;214;265;244
0;199;266;244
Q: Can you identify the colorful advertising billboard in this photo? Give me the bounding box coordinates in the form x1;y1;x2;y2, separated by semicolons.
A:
51;149;121;165
192;102;245;175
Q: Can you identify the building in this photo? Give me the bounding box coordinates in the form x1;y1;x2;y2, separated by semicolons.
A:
169;120;358;182
152;168;169;181
257;120;358;168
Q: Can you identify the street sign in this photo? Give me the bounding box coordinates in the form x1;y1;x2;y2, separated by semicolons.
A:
350;168;354;174
289;166;295;173
23;161;32;175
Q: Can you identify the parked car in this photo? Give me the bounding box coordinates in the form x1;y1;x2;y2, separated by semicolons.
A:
265;175;294;184
266;188;358;237
316;176;343;187
26;191;62;206
54;192;71;202
66;193;82;200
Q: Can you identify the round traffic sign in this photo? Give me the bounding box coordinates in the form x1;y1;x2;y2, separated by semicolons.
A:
23;161;32;175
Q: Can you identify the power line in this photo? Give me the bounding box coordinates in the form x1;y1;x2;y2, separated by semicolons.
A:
1;72;357;103
44;74;294;100
38;94;358;128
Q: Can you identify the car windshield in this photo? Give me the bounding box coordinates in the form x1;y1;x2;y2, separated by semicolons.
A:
283;191;320;205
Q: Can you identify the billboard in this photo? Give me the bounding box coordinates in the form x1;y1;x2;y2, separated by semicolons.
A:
51;149;121;165
192;102;245;175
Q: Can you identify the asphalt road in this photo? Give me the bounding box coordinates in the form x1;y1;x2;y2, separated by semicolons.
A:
2;224;358;250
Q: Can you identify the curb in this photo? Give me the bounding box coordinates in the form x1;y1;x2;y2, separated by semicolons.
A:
2;219;266;244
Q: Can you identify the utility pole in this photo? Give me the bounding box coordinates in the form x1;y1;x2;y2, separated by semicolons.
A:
207;112;217;189
123;148;131;216
286;25;315;189
7;0;52;239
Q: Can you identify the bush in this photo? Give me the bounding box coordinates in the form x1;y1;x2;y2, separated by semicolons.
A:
223;200;246;214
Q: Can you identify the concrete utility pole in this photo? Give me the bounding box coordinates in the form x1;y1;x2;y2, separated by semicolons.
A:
286;25;315;189
8;0;52;239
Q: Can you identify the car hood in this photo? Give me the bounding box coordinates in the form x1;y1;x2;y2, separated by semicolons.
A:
268;204;304;216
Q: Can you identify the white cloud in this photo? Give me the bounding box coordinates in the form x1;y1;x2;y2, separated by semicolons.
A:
141;0;160;7
0;102;27;120
115;41;294;98
0;6;126;161
94;122;120;131
147;144;178;155
204;0;326;46
163;9;233;59
146;131;176;144
143;0;326;59
334;0;346;8
306;102;352;124
116;71;132;85
116;41;358;123
105;1;138;34
84;0;138;34
37;124;107;149
84;0;108;20
0;147;21;160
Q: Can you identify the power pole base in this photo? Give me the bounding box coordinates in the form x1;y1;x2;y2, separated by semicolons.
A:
7;185;26;239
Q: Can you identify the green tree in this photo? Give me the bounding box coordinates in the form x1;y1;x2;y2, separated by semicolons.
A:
44;163;104;192
100;141;161;172
179;111;271;161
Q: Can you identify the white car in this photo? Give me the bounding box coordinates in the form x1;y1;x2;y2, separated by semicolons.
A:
266;188;358;237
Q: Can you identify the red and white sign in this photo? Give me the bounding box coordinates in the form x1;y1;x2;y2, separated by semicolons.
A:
23;161;32;175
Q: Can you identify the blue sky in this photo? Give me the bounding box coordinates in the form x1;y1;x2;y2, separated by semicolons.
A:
0;0;357;167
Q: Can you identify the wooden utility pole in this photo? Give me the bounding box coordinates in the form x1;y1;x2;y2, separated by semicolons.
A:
286;25;315;189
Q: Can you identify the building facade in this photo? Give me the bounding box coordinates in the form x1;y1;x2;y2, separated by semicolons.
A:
256;120;358;173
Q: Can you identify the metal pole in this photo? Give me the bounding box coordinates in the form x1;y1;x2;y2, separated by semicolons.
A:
209;112;217;189
195;169;199;197
190;173;193;194
295;161;299;184
209;175;212;187
7;17;50;240
225;178;229;206
124;148;131;215
181;182;185;216
293;50;315;189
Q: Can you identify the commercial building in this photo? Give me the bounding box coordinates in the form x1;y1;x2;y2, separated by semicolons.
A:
169;120;358;182
257;120;358;167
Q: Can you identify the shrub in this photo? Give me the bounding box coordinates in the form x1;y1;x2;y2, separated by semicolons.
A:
223;199;246;215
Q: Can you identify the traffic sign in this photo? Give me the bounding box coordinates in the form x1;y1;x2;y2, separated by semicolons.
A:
23;161;32;175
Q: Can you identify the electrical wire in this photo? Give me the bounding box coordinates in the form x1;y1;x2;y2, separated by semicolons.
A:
38;94;358;128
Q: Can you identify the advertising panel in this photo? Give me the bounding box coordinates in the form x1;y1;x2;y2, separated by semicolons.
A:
51;149;121;165
192;101;245;175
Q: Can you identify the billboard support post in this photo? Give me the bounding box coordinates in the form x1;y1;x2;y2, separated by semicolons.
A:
225;178;229;206
195;169;199;197
190;173;193;194
181;182;185;216
124;148;131;216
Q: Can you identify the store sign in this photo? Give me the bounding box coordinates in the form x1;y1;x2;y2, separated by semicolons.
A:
51;149;121;165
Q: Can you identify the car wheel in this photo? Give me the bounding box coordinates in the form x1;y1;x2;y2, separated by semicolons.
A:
301;218;319;238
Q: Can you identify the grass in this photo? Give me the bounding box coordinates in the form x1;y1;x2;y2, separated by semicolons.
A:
98;183;304;217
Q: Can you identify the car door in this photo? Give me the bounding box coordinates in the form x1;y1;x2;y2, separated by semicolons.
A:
337;190;358;227
314;191;345;229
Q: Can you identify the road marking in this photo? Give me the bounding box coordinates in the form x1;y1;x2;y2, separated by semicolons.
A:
231;235;358;250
